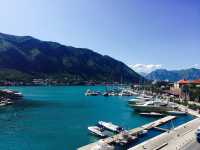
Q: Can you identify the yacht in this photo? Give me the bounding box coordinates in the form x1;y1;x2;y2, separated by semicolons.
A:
118;89;134;96
128;95;153;104
85;89;100;96
98;121;124;133
1;89;23;99
130;100;178;113
102;92;109;97
139;112;164;116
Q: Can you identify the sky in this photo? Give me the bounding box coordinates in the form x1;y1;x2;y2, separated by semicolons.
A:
0;0;199;73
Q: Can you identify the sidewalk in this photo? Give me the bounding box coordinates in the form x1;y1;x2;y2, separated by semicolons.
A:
128;118;200;150
128;104;200;150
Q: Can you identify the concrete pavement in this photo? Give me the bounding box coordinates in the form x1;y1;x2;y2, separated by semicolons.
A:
128;118;200;150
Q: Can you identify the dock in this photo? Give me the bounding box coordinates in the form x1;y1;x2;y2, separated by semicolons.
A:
78;115;176;150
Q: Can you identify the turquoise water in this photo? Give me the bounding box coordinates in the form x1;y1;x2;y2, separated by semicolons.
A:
0;86;193;150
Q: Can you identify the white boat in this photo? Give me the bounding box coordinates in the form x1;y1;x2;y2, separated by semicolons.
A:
139;112;164;116
98;121;123;133
128;94;153;104
167;110;186;115
85;89;100;96
128;97;152;104
118;89;134;96
130;98;178;113
88;126;107;137
0;102;6;106
1;89;23;99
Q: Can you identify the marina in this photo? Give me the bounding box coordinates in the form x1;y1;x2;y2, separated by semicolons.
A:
0;86;196;150
0;86;160;150
78;116;177;150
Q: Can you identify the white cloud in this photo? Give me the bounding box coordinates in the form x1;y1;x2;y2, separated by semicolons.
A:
191;64;200;69
129;64;162;73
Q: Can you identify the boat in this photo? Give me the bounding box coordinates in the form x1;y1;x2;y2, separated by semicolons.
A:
88;126;107;138
128;94;153;104
139;112;164;116
130;100;178;113
98;121;124;133
85;89;100;96
118;89;134;96
136;96;152;100
0;89;23;99
128;97;152;104
102;92;109;97
167;110;187;115
0;102;6;106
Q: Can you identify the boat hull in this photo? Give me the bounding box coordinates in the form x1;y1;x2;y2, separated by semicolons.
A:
130;105;174;113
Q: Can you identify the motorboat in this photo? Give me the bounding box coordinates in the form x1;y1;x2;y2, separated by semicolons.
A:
98;121;124;133
139;112;164;116
0;89;23;99
167;110;187;115
118;89;134;96
88;126;107;138
85;89;100;96
128;94;153;104
130;100;177;113
102;92;109;97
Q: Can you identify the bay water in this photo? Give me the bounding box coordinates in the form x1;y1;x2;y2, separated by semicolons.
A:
0;86;191;150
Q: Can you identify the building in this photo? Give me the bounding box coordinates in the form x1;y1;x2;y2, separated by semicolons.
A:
170;79;200;100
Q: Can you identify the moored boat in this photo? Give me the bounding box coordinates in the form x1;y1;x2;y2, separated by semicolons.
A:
167;110;187;115
130;100;177;113
85;89;101;96
139;112;164;116
88;126;107;138
98;121;124;133
0;89;23;99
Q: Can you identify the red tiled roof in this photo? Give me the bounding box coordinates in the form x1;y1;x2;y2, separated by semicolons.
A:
178;79;189;84
192;79;200;84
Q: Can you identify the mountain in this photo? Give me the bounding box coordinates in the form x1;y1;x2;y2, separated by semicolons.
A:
0;32;143;84
139;72;148;77
146;68;200;81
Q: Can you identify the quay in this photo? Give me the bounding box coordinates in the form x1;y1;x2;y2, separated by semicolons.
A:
128;118;200;150
128;105;200;150
78;116;176;150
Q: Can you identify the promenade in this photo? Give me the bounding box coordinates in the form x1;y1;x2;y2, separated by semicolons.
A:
129;105;200;150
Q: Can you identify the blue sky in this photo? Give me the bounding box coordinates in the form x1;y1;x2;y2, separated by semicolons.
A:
0;0;199;73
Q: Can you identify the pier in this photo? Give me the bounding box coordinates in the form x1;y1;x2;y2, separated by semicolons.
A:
78;116;176;150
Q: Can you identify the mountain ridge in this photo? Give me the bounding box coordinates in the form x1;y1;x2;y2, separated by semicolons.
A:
146;68;200;81
0;32;143;84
